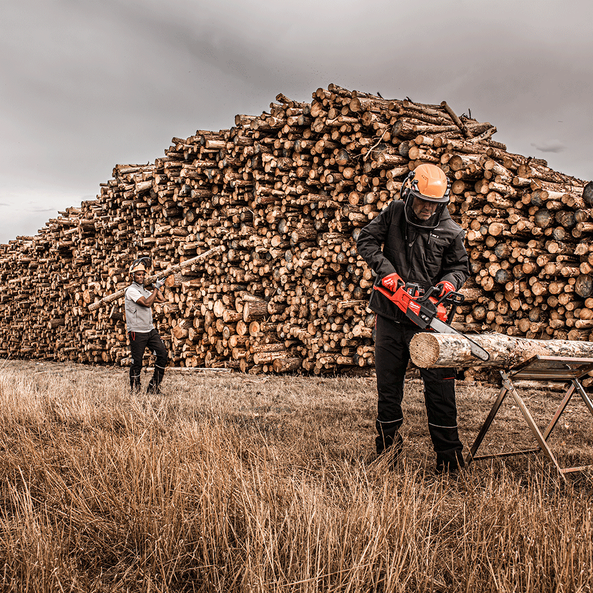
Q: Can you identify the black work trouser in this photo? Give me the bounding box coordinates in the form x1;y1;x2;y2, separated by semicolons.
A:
129;329;168;392
374;314;464;470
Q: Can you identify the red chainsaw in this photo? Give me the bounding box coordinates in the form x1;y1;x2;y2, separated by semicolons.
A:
374;277;490;361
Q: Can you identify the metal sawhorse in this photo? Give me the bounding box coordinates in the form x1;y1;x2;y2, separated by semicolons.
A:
466;356;593;480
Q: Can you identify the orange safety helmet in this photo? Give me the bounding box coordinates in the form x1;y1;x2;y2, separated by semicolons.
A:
402;163;450;204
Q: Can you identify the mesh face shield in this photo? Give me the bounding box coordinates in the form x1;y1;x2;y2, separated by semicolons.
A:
129;256;152;275
403;196;448;230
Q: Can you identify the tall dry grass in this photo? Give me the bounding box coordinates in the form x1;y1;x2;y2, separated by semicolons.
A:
0;361;592;592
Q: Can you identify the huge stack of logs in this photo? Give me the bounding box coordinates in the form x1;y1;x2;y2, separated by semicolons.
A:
0;84;591;377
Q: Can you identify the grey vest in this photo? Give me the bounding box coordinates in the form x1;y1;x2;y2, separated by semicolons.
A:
124;282;154;332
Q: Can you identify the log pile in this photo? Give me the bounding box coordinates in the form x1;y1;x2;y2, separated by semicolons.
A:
0;84;591;377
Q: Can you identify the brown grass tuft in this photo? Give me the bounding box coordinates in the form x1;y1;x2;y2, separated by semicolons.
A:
0;360;592;592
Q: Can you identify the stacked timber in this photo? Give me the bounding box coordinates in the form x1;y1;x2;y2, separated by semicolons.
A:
0;84;590;378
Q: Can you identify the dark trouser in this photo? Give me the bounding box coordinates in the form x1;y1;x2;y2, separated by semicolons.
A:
374;315;464;471
129;329;168;392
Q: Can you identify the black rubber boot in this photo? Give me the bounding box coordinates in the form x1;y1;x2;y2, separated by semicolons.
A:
436;448;465;474
376;431;404;469
146;368;164;394
146;366;165;394
130;368;142;392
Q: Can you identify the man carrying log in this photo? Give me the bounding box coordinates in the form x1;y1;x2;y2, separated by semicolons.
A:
125;257;168;394
357;164;470;473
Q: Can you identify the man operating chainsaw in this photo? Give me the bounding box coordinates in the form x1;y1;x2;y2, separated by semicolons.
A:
357;163;469;473
125;257;168;394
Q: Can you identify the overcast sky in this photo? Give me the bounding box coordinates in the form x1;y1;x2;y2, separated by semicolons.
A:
1;0;592;244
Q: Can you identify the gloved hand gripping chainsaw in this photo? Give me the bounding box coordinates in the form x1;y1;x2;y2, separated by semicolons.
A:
374;273;490;361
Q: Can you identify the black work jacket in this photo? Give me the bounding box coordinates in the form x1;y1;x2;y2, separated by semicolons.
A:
356;199;469;323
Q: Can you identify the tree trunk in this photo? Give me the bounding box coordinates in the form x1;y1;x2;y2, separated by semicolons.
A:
409;332;593;368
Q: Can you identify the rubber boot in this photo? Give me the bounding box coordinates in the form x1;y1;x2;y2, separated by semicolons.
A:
376;430;404;469
436;448;465;474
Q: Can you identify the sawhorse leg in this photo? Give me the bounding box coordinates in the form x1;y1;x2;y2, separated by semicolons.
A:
541;379;593;475
466;371;564;478
542;382;576;441
466;380;509;465
501;371;564;477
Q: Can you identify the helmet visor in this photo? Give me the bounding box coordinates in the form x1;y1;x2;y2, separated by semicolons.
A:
404;194;448;230
408;185;449;204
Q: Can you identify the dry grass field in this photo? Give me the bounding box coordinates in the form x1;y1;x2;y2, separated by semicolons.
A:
0;359;592;592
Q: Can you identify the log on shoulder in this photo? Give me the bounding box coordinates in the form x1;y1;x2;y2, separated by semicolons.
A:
88;246;223;312
409;332;593;369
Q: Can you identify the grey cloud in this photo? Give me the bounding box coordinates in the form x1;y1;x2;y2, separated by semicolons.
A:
29;207;57;213
531;140;567;154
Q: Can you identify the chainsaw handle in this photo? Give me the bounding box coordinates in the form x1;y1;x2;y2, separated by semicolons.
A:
418;287;465;308
438;290;465;307
415;287;465;324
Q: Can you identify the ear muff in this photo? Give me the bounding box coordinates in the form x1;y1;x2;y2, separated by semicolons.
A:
400;170;415;203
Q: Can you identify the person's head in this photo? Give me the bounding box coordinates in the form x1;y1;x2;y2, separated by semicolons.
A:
133;269;146;285
401;164;450;230
129;257;151;285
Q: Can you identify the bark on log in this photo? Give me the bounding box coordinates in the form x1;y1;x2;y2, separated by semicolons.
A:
88;246;223;311
409;332;593;368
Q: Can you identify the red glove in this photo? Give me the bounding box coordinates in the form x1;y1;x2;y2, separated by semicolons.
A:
435;280;455;298
381;272;403;293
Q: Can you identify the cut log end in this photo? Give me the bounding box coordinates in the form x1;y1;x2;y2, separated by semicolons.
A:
409;332;439;368
409;332;473;368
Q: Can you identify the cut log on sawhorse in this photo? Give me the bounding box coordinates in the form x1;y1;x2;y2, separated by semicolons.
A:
466;355;593;480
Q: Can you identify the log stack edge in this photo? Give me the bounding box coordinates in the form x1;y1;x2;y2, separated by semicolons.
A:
1;84;591;381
